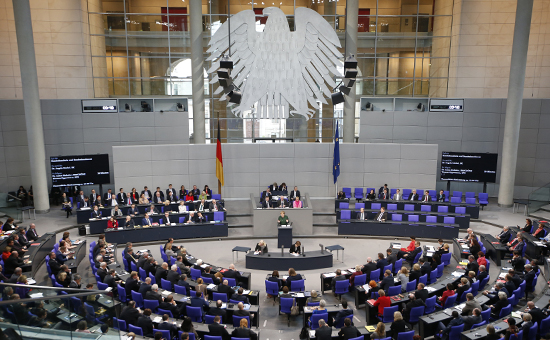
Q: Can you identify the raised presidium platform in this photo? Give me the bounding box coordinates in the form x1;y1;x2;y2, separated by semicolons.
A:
104;222;228;244
0;231;56;277
335;199;480;219
76;199;225;225
337;220;460;239
250;193;313;236
245;249;333;271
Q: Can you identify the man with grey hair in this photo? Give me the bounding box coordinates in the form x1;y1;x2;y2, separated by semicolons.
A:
95;255;103;269
488;291;509;317
234;302;251;318
315;318;332;340
145;284;163;303
461;293;481;316
524;264;536;299
155;262;169;285
97;262;108;281
477;265;488;283
174;255;190;275
217;279;235;300
139;277;152;295
497;226;511;244
462;308;482;330
49;252;62;275
483;282;508;304
361;257;377;280
8;268;22;284
69;274;82;288
166;264;180;288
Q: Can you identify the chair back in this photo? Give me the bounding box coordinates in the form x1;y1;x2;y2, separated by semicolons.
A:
190;268;201;280
369;269;380;282
201;276;214;284
481;308;491;322
117;284;127;303
429;269;438;284
371;203;381;210
212;194;221;200
465;192;475;198
290;279;305;292
335;279;350;295
420;205;431;212
397;330;415;340
213;292;228;302
527;322;538;340
148;272;156;285
402;189;411;197
425;296;436;314
174;284;187;296
232;315;251;328
471;280;480;296
123;257;130;272
186;306;203;322
144;299;159;312
354;274;367;286
444;216;456;224
404;204;415;211
459;288;472;303
408;215;419;223
436;264;444;278
381;305;398;323
131;261;137;272
441;253;452;266
342;188;351;198
387;204;397;211
409;306;425;323
280;297;294;314
340;210;351;220
406;280;416;292
466;197;476;204
153;329;171;340
393;259;403;274
509;330;523;340
499;304;512;319
157;308;173;318
355;203;365;209
391;214;402;221
128;324;143;336
443;294;457;308
480;275;490;290
205;315;216;324
117;317;128;331
265;280;279;295
455;207;466;214
508;294;517;307
214;211;224;221
450;197;461;203
354;188;364;199
426;216;437;223
418;274;427;285
471;320;487;330
540;316;550;336
388;285;401;296
339;202;349;209
138;267;146;281
226;278;237;286
449;324;464;340
334;314;353;329
204;336;222;340
479;193;489;204
131;291;144;308
70;296;81;314
97;282;108;290
437;206;449;213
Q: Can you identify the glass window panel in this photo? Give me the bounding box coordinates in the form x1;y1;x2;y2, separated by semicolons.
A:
103;56;129;78
370;57;415;78
432;16;452;37
125;15;171;34
126;57;171;78
427;57;450;78
98;0;125;13
414;78;431;96
355;79;375;96
357;58;375;77
375;37;416;54
420;37;451;58
375;78;415;96
130;78;172;96
356;38;376;56
109;78;130;97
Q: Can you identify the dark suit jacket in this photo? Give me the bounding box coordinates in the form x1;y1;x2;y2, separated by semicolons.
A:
290;190;301;200
374;211;388;221
203;272;220;285
103;192;115;202
529;307;545;325
190;296;210;311
127;207;140;215
525;270;536;289
158;321;178;338
421;195;431;202
208;308;227;323
49;258;62;275
409;270;421;284
144;261;157;276
261;200;272;208
230;293;250;305
155;268;168;286
159;302;180;317
218;284;235;299
145;290;163;303
386;253;397;265
377;258;389;270
362;262;378;280
415;288;429;302
104;274;117;289
223;269;241;280
380;276;394;293
334;308;353;325
498;230;511;244
463;314;482;330
136;315;154;337
120;306;140;326
232;327;257;340
139;283;152;295
477;271;488;283
117;192;126;204
407;193;419;200
154;191;165;200
26;228;39;241
421;263;432;276
209;322;230;339
124;220;135;228
315;325;333;340
338;325;361;340
126;277;140;293
167;270;180;285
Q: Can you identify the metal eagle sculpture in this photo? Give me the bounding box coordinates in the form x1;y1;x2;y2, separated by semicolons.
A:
207;7;343;120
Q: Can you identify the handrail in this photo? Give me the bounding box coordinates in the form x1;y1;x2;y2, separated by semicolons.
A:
527;181;550;214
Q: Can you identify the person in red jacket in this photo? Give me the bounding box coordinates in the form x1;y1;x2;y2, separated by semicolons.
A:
107;216;119;229
439;283;455;306
398;236;417;259
373;290;391;317
477;252;488;268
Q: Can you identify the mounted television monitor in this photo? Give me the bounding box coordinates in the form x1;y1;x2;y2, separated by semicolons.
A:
51;154;110;187
440;152;498;183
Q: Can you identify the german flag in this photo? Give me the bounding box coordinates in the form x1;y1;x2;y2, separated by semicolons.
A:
216;120;224;186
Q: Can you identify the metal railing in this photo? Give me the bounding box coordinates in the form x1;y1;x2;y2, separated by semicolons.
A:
528;182;550;215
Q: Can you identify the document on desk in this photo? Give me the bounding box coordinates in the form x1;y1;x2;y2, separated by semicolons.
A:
392;243;401;249
309;330;316;338
153;316;162;323
295;293;304;298
425;287;437;292
161;290;171;296
30;293;43;298
207;284;216;289
290;253;300;256
362;284;371;292
451;271;463;277
323;273;336;278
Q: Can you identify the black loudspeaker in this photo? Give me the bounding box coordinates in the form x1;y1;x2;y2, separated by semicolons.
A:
220;57;234;69
229;90;242;104
217;68;230;79
331;92;345;105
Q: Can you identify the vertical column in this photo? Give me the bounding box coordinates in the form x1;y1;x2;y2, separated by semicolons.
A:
498;0;534;207
190;0;206;144
12;0;50;213
343;0;358;143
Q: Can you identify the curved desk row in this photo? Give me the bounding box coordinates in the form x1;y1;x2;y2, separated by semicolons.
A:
338;220;460;239
21;232;57;277
76;199;225;224
335;199;480;219
337;209;470;229
245;250;333;271
88;211;224;234
104;222;228;244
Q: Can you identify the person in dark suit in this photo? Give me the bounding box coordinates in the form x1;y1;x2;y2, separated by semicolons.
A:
437;190;445;202
267;270;282;291
208;301;228;324
386;249;397;266
477;265;488;283
103;189;114;205
261;196;272;209
362;258;378;281
218;279;235;300
524;264;536;298
402;293;425;322
223;263;242;281
230;288;250;304
337;318;361;340
26;223;39;241
167;191;178;203
141;186;152;200
526;301;545;326
366;189;376;200
202;266;220;285
232;318;257;340
5;252;24;275
407;190;419;201
496;226;511;244
254;240;268;254
104;269;120;293
503;275;516;297
91;205;102;218
333;300;353;326
378;184;390;196
315;319;332;340
145;284;163;303
177;274;191;291
331;269;348;293
402;242;422;263
509;251;524;272
488;292;509;318
380;270;394;293
388;312;407;339
136;309;154;337
166;265;180;287
122;193;134;206
125;272;140;295
185;212;197;224
290;186;301;201
289;241;301;255
376;253;388;270
154;187;165;201
144;257;158;276
190;291;209;312
284;268;302;288
48;252;62;275
142;213;153;226
159;295;184;318
123;216;135;229
139;277;152;296
462;308;483;331
119;301;141;326
137;253;149;269
155;263;169;285
421;190;431;202
466;255;479;274
379;189;390;200
374;207;388;222
157;314;179;339
208;315;230;340
116;188;125;205
166;184;177;199
127;204;139;216
69;274;82;289
436;310;464;340
415;283;429;302
419;257;431;277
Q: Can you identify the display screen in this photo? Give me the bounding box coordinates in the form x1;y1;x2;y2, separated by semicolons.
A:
50;154;110;187
440;152;498;183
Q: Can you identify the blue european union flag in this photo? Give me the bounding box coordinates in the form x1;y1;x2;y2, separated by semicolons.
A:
333;122;340;184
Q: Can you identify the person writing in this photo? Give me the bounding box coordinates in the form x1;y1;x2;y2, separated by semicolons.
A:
290;241;301;255
255;240;268;254
107;216;119;229
278;211;289;226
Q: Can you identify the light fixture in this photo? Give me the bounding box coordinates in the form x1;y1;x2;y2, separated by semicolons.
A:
217;68;230;79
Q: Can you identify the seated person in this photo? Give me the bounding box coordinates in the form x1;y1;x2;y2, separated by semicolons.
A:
373;290;391;317
293;197;303;208
289;241;301;255
366;189;376;200
255;240;268;254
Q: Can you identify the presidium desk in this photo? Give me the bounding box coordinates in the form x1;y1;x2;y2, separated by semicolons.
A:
245;249;333;271
338;219;460;239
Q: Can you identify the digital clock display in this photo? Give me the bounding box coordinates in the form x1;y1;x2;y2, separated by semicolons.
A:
430;105;462;110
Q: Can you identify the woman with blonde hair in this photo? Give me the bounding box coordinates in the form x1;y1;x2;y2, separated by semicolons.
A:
139;193;149;205
397;267;409;292
57;271;70;287
195;278;207;299
231;318;257;340
389;311;406;339
371;322;386;339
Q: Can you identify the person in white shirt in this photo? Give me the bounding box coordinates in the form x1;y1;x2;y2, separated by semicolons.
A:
357;208;366;221
393;189;402;201
178;201;188;213
163;212;173;225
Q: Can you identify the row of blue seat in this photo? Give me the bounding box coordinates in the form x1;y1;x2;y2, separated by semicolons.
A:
341;188;489;205
339;202;468;213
